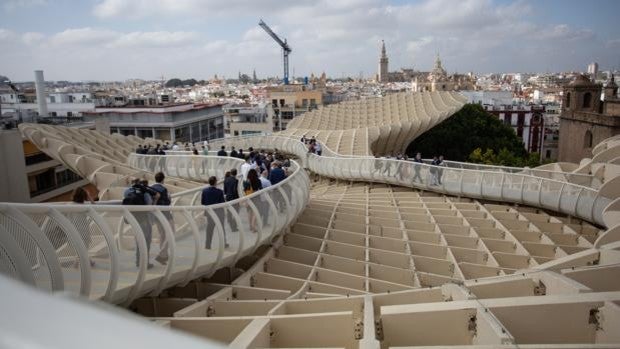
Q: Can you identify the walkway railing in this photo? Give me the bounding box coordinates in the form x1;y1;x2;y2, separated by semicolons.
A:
308;155;610;227
0;159;309;305
127;153;244;183
209;135;611;227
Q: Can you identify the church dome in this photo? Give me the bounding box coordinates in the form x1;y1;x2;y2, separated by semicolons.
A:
569;74;596;87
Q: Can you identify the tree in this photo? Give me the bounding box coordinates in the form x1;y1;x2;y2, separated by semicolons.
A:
407;103;527;162
165;78;198;87
165;78;182;87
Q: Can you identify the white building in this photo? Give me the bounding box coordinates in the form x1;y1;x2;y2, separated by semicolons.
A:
83;103;225;143
223;102;273;136
460;91;513;106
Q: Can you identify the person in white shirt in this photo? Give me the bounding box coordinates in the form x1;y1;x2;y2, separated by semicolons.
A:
171;144;180;151
314;142;322;156
240;155;256;180
259;170;272;188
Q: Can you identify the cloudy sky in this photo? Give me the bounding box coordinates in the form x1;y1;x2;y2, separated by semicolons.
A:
1;0;619;81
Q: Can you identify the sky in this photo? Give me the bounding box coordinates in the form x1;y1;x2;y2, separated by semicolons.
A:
0;0;619;81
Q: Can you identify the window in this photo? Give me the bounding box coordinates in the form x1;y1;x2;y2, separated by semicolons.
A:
584;130;593;148
310;99;316;106
279;99;285;106
546;150;551;159
583;92;592;109
565;92;571;108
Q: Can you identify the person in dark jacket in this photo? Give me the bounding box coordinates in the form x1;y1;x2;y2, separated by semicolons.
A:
269;162;287;185
224;169;240;231
230;147;238;158
201;176;227;249
217;146;227;157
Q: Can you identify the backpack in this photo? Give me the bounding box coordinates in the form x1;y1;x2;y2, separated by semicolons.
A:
151;184;171;206
122;187;146;205
243;180;255;195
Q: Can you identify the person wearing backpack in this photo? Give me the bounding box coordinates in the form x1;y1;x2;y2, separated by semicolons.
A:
243;169;262;233
123;178;159;269
151;172;173;265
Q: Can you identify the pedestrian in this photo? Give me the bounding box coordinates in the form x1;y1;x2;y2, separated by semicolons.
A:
300;135;307;144
203;140;209;152
192;148;199;155
201;176;227;249
238;148;245;159
151;172;173;265
217;146;227;157
224;169;240;232
268;161;287;185
436;155;445;185
172;143;180;151
123;178;160;269
412;152;423;183
430;156;439;186
260;169;272;189
241;154;256;180
243;169;262;233
259;169;272;224
314;142;322;156
230;146;238;158
136;145;143;153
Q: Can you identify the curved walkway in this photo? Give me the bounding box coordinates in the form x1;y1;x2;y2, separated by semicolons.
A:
0;154;309;305
208;134;615;228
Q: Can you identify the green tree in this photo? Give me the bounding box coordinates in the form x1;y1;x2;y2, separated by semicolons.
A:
407;103;527;162
165;78;182;87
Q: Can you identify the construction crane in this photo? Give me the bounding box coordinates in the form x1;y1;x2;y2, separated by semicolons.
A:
258;19;292;85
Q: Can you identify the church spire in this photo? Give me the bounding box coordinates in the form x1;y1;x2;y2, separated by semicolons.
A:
381;40;387;59
434;53;442;70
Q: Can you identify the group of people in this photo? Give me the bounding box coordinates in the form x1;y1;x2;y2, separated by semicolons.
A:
374;152;446;186
300;135;322;156
135;140;209;155
200;154;289;249
121;172;174;269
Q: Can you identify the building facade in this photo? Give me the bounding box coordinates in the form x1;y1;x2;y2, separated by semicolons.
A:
484;104;546;154
223;103;272;136
267;85;323;131
0;128;89;203
83;103;225;144
558;74;620;163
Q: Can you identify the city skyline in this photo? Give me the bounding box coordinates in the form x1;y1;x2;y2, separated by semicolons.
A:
1;0;619;81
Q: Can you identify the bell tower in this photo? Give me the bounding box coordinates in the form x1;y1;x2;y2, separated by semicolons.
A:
378;40;389;83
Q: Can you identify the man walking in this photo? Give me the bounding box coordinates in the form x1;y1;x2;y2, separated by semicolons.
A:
151;172;173;265
224;169;240;232
123;178;159;269
412;152;424;184
217;146;227;157
201;176;227;249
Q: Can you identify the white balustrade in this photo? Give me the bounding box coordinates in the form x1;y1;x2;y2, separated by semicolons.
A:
0;159;309;305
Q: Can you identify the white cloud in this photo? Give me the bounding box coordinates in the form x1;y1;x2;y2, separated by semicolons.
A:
111;31;199;48
1;0;617;81
21;32;45;45
2;0;46;11
92;0;315;19
0;28;17;41
50;28;117;47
